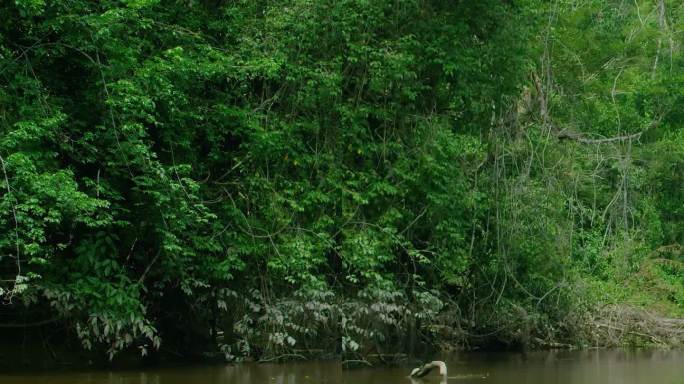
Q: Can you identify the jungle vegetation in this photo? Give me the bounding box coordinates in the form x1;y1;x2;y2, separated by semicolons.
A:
0;0;683;364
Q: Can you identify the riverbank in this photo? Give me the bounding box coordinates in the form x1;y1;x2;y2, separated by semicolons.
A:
2;300;681;373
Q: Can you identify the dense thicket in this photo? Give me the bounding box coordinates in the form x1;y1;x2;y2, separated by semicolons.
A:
0;0;682;363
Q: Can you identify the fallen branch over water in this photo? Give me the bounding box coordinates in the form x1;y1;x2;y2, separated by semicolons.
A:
533;337;575;349
258;353;306;363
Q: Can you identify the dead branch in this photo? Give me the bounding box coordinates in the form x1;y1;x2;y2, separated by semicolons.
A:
557;131;642;144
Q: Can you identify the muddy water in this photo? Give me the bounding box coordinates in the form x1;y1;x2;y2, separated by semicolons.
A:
1;349;683;384
345;349;684;384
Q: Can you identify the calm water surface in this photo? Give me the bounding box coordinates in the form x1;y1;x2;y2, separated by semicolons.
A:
1;350;683;384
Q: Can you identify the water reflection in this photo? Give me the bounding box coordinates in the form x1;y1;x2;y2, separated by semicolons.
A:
0;362;341;384
346;349;684;384
0;350;683;383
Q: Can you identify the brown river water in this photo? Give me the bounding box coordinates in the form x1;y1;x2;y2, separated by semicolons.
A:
1;349;683;384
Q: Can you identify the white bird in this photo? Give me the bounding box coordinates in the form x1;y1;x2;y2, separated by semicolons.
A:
409;360;448;380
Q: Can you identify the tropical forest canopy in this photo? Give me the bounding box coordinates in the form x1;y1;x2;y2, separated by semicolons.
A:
0;0;683;361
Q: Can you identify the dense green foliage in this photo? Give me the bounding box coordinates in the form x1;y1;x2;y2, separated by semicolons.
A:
0;0;682;362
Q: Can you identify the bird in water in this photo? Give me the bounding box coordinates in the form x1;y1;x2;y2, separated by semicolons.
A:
409;361;488;382
410;361;448;381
